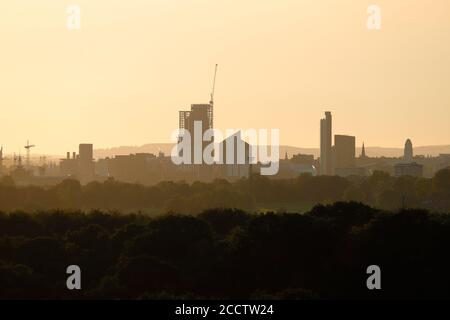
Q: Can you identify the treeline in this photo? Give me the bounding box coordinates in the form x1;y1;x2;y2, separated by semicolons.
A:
0;203;450;299
0;169;449;213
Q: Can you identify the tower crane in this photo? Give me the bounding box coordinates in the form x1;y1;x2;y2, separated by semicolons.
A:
208;64;218;129
24;140;35;168
210;64;218;106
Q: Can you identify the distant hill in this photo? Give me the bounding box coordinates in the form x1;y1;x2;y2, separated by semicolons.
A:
93;143;450;159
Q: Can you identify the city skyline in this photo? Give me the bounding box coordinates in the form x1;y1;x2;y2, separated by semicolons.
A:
1;0;450;154
1;138;450;159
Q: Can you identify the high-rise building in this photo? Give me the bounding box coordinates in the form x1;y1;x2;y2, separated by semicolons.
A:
404;139;413;162
78;143;94;183
176;65;217;170
334;135;356;170
320;111;332;175
178;104;213;164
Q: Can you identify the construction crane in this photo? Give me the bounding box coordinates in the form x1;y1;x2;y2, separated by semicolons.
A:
208;64;218;129
209;64;218;106
24;140;35;168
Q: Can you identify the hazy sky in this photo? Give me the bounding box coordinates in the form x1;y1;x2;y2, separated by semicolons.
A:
0;0;449;154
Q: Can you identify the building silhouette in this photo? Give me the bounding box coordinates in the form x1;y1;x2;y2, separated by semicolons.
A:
60;144;95;183
79;144;94;183
394;162;423;177
291;153;315;165
333;135;356;176
177;64;217;168
108;152;169;184
404;139;413;162
60;152;78;177
360;142;367;159
320;111;332;175
217;131;251;178
178;104;214;165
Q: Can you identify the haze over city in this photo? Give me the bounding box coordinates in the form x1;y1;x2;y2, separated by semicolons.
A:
1;0;449;155
1;0;450;305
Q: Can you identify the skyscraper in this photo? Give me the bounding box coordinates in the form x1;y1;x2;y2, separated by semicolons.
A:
178;104;214;164
404;139;413;162
177;64;217;167
320;111;332;175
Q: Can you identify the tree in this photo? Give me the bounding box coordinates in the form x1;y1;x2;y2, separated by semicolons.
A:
343;185;366;202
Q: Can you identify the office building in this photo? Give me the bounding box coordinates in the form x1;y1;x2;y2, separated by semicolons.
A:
320;111;332;175
334;135;356;171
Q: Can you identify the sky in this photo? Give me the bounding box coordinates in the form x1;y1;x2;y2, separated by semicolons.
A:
0;0;449;155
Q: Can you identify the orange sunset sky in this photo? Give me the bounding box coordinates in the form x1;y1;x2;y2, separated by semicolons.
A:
0;0;449;154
